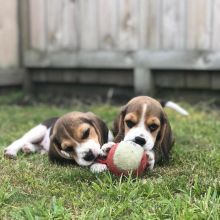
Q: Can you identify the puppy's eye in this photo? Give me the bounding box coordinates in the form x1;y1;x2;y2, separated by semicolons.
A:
82;128;90;139
148;124;159;132
65;146;74;152
125;120;136;128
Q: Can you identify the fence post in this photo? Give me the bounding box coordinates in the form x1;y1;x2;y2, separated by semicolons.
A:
134;67;154;95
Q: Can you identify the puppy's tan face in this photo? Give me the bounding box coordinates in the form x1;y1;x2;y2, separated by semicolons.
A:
51;112;103;166
117;97;165;151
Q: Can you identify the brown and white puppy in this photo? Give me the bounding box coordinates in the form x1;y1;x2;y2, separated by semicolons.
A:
100;96;188;171
4;112;113;168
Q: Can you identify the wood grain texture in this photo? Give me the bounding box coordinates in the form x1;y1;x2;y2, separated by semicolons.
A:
79;0;99;50
139;0;149;48
186;0;212;49
46;0;78;51
0;0;18;67
147;0;162;49
118;0;139;50
161;0;186;49
24;0;217;52
98;0;118;50
24;50;220;70
212;0;220;50
134;68;153;94
29;0;47;50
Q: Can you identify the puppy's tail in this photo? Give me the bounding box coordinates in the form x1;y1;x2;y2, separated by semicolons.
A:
160;100;189;116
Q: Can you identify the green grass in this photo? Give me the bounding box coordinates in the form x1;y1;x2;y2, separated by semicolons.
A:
0;94;219;219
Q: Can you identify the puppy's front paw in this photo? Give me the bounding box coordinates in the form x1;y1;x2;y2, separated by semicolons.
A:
22;143;36;154
4;148;17;159
100;142;115;156
146;151;155;170
90;163;108;173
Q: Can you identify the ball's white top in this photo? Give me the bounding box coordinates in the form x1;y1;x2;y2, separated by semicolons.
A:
113;141;144;170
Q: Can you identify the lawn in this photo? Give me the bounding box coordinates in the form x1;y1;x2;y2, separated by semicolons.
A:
0;93;219;219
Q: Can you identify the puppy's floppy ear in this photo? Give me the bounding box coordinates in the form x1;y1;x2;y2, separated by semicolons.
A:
48;125;75;164
154;111;175;164
86;113;109;145
113;106;127;142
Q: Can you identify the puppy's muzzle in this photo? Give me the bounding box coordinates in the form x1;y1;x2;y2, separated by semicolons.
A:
83;150;97;162
134;136;146;146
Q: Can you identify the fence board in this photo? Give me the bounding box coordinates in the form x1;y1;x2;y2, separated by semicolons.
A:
61;0;78;50
161;0;186;49
24;50;220;70
212;0;220;50
186;0;212;49
46;0;62;51
0;0;18;67
29;0;47;50
118;0;139;50
139;0;148;48
46;0;78;51
0;69;24;86
98;0;118;50
147;0;161;49
79;0;98;50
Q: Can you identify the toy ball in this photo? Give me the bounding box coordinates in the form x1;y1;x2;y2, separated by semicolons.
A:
97;141;149;177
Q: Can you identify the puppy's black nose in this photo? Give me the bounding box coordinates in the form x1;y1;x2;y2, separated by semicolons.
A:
134;136;146;146
83;150;96;161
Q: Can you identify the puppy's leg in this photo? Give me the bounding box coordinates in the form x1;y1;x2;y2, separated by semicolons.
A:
100;142;115;156
90;163;108;173
145;150;155;170
22;143;40;154
4;124;47;159
90;142;115;173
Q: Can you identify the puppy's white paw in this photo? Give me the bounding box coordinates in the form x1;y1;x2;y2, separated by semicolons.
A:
22;143;36;153
90;163;108;173
146;151;155;170
4;148;17;159
100;142;115;156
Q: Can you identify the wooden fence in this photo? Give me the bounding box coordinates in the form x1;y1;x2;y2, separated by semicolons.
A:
0;0;24;86
26;0;220;51
1;0;220;93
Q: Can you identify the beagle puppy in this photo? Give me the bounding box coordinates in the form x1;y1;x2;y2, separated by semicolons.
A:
97;96;188;172
4;112;113;168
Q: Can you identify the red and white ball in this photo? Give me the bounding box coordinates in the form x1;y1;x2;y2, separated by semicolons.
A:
98;141;148;177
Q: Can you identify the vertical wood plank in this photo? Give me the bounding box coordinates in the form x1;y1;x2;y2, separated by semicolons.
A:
98;0;118;50
18;0;30;65
79;0;98;50
47;0;62;51
19;0;31;91
161;0;186;49
139;0;148;48
147;0;162;49
0;0;18;67
186;0;212;50
29;0;47;50
118;0;139;50
61;0;78;50
47;0;78;51
134;68;154;95
211;0;220;49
